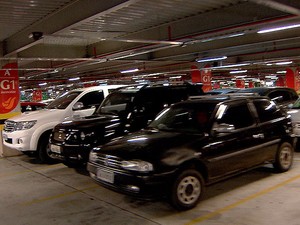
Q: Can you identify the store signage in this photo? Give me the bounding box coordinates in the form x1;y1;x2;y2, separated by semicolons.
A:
191;65;201;83
0;63;20;129
201;64;212;92
0;63;19;114
32;90;42;102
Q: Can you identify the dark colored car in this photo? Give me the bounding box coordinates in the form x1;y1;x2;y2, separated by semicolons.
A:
49;83;204;167
87;95;295;210
20;101;47;112
237;87;298;109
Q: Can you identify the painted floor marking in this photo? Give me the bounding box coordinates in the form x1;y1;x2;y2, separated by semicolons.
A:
185;173;300;225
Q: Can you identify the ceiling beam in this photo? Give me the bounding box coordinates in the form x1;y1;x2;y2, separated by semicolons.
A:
3;0;130;56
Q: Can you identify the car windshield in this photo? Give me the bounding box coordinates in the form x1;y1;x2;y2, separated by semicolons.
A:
292;98;300;109
97;92;135;114
149;103;216;133
47;91;82;109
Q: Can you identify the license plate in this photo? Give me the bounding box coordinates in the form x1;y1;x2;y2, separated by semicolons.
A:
50;144;61;154
97;169;114;183
2;134;8;141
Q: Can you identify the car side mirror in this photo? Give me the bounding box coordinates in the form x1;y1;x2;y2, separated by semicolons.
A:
212;123;235;134
73;102;84;110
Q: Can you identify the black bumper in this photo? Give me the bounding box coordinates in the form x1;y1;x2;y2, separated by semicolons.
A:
87;162;176;199
49;143;92;164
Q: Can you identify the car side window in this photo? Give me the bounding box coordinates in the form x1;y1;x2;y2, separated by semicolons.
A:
216;103;254;129
253;99;283;122
77;91;104;109
268;90;291;102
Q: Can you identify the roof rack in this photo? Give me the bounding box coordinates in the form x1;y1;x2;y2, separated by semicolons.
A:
189;92;264;101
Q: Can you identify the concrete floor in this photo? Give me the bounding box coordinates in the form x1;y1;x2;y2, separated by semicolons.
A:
1;153;300;225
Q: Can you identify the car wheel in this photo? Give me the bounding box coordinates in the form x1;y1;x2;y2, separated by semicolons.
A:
170;169;205;210
273;142;294;172
38;133;54;164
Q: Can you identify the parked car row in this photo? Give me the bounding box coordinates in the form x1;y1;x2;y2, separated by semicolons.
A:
2;85;298;210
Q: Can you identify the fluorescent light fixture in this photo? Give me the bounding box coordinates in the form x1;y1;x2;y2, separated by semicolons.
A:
201;32;245;42
196;56;227;63
39;82;47;86
120;68;139;74
275;61;293;65
276;71;286;74
230;70;247;74
266;63;273;66
68;77;80;81
213;63;250;69
257;24;300;34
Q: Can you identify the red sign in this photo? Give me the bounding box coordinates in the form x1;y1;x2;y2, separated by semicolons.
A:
32;90;42;102
285;68;295;89
236;79;245;88
191;65;201;83
276;77;285;87
295;68;300;91
248;81;254;88
201;64;212;92
0;63;19;114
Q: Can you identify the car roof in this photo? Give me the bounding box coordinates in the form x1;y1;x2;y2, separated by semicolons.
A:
71;84;125;92
237;87;295;95
187;94;269;104
114;82;203;93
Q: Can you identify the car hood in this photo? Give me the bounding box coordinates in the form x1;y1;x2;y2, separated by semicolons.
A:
98;129;207;166
7;109;65;122
55;113;120;130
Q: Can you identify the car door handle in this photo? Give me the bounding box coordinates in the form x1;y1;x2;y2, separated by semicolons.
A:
253;133;264;139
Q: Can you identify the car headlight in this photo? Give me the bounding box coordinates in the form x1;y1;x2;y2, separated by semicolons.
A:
121;160;153;172
15;120;37;130
89;148;100;162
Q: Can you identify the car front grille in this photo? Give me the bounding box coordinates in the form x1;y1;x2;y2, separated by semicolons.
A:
4;120;16;132
95;154;122;169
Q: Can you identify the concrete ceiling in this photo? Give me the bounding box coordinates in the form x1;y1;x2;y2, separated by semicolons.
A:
1;0;300;90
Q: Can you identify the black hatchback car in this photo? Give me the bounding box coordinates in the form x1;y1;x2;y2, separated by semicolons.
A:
87;95;295;210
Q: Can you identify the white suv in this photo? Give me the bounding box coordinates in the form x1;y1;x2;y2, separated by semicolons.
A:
2;85;123;162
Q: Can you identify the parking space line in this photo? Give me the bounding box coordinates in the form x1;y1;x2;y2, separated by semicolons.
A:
0;161;66;179
21;184;99;206
185;173;300;225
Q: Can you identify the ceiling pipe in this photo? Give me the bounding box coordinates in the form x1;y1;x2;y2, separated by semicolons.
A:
248;0;300;16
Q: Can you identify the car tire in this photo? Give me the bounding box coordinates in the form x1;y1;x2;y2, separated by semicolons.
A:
273;142;294;172
169;169;205;211
37;133;54;164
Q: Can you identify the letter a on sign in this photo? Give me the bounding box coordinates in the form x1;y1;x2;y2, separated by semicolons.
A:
0;63;20;114
4;70;11;76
